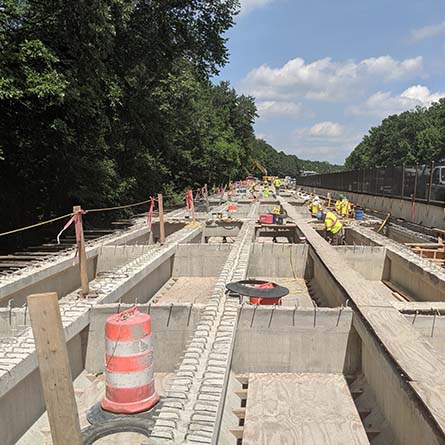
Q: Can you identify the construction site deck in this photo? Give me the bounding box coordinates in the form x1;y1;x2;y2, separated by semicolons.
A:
2;190;445;445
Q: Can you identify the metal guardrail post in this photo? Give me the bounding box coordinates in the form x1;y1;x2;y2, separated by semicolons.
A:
401;163;405;198
413;163;419;200
361;169;365;193
427;161;434;203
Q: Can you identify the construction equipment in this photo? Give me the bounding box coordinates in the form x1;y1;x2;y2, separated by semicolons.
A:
252;159;268;176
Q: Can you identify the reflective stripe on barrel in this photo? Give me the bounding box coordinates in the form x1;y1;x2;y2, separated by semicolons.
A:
101;307;159;414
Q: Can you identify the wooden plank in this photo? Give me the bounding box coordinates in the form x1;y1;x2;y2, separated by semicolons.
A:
0;255;45;260
0;262;31;267
27;293;82;445
405;243;445;248
393;301;445;313
158;193;165;244
382;280;413;302
242;373;369;445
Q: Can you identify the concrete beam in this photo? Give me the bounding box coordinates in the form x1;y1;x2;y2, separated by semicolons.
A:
232;306;355;374
280;197;445;444
85;303;204;374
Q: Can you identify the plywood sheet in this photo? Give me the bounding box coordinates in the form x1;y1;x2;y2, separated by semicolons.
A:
243;373;369;445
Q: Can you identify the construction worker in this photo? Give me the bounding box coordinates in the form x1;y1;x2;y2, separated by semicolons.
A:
274;177;281;196
340;195;351;218
317;211;344;245
263;185;270;198
335;195;343;214
248;182;257;199
271;205;281;215
308;196;322;217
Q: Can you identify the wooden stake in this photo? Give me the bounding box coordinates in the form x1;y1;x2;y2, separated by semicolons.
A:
191;194;196;224
158;193;165;244
27;293;82;445
204;184;210;212
73;205;89;296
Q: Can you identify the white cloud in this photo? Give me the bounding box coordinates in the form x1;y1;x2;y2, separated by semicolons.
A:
351;85;445;117
240;56;423;102
239;0;275;16
289;123;361;163
256;100;305;118
411;21;445;42
308;121;344;138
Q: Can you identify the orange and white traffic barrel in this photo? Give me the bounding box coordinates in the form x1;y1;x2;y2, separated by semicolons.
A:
101;307;159;414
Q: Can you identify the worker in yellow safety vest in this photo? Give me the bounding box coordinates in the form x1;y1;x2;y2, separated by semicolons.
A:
335;195;342;214
263;186;270;198
308;196;322;217
274;178;281;196
340;195;350;217
248;183;257;198
317;211;344;245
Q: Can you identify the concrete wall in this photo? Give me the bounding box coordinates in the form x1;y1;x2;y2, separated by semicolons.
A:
232;306;357;374
300;186;445;230
354;315;444;445
334;246;386;281
1;333;85;445
202;221;243;241
173;244;232;277
307;247;349;307
259;201;280;214
86;304;203;374
385;225;425;244
384;250;445;302
0;255;98;307
345;228;379;246
120;255;174;304
96;245;154;273
248;243;308;278
0;308;28;337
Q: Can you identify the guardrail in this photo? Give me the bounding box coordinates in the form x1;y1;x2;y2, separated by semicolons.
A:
296;161;445;206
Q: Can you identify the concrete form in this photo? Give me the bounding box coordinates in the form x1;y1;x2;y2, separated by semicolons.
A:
3;194;445;444
300;185;445;230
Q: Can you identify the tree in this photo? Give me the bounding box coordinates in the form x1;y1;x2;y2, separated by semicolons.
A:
0;0;240;231
345;99;445;169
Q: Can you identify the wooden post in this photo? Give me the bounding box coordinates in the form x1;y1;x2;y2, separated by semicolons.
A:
204;184;210;212
191;193;196;224
27;293;82;445
158;193;165;244
73;205;89;296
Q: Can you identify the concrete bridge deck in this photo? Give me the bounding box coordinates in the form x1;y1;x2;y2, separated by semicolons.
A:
2;192;445;444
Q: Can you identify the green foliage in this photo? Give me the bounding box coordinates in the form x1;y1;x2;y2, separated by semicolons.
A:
251;139;341;177
0;0;244;230
298;159;344;174
345;100;445;169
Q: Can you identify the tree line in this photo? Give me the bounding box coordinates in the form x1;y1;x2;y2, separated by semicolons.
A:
0;0;340;234
252;139;343;176
345;99;445;169
0;0;257;232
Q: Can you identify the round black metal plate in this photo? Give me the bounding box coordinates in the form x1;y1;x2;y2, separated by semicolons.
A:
225;280;289;298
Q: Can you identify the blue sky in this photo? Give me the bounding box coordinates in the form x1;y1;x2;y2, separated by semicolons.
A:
217;0;445;164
